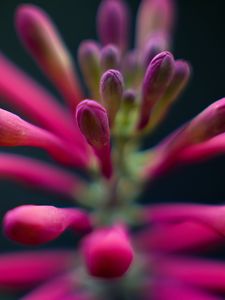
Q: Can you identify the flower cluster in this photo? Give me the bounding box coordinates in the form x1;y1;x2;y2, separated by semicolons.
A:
0;0;225;299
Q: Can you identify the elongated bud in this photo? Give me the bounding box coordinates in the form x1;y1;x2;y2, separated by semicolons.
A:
78;41;101;99
0;109;87;168
147;203;225;236
142;32;169;69
76;100;113;178
137;51;175;130
15;4;83;109
82;226;134;278
0;154;85;198
136;0;175;48
100;69;124;125
100;45;121;71
3;205;92;245
97;0;130;52
149;60;191;129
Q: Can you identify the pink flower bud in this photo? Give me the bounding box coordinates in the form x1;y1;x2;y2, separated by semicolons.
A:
137;51;175;130
3;205;92;245
136;0;175;48
100;69;124;125
78;40;101;99
100;44;121;72
0;109;88;168
76;100;113;178
82;226;134;278
97;0;130;52
15;4;83;109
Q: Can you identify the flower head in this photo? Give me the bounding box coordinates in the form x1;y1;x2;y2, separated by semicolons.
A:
0;1;224;299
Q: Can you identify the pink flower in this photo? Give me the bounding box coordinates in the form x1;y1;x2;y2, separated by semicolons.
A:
0;1;225;299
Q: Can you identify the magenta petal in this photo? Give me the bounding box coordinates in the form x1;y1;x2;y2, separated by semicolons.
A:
0;154;84;197
15;4;83;109
150;280;223;300
0;251;73;290
0;53;84;145
21;273;76;300
4;205;92;245
136;221;223;253
178;133;225;165
155;257;225;293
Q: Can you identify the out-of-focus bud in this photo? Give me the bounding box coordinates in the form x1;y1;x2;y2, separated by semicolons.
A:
97;0;130;52
137;51;175;130
76;100;113;178
142;32;169;69
82;226;134;278
122;51;143;88
100;69;124;126
100;44;121;72
15;4;83;109
136;0;175;48
149;60;191;130
3;205;92;246
78;40;101;100
0;108;88;168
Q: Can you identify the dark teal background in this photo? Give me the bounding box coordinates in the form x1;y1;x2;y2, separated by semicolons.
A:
0;0;224;254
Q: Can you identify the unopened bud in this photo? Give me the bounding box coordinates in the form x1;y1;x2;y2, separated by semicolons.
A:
136;0;175;48
100;44;121;71
3;205;92;245
97;0;130;52
137;51;175;130
82;226;134;278
78;41;101;99
15;4;83;108
100;69;124;125
142;32;169;69
76;100;113;178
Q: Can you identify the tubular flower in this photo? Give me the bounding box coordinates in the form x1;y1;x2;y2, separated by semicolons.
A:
0;1;225;299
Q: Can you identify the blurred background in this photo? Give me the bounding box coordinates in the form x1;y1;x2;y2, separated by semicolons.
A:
0;0;224;254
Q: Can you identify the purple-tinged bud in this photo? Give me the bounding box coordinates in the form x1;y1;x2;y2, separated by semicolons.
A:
136;0;175;48
82;226;134;278
15;4;83;109
122;51;143;88
100;69;124;125
149;59;191;130
78;40;101;99
3;205;92;246
76;100;113;178
142;32;169;69
100;44;121;71
137;51;175;130
97;0;130;52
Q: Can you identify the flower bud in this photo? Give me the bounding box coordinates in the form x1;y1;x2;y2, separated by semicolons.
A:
100;44;121;71
149;59;191;130
142;32;169;69
100;69;124;125
15;4;83;109
136;0;175;48
137;51;175;130
78;40;101;99
76;100;113;178
0;108;88;168
3;205;92;245
82;226;134;278
97;0;130;52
